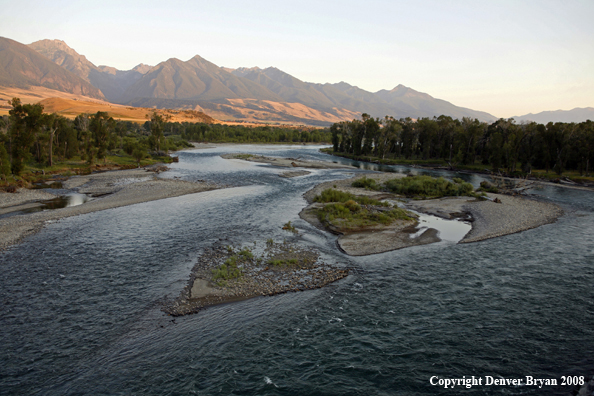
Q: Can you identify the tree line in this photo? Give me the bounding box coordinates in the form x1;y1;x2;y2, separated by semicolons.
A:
0;98;189;179
164;122;332;144
0;98;333;181
329;114;594;176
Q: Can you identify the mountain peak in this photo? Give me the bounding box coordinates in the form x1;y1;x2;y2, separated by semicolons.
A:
132;63;152;74
390;84;408;92
235;66;262;72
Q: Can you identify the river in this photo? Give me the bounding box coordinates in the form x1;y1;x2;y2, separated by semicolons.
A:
1;144;593;395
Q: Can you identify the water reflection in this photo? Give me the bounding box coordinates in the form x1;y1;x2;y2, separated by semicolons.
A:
409;209;472;242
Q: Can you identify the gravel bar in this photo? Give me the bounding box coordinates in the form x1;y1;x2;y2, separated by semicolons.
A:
0;167;220;250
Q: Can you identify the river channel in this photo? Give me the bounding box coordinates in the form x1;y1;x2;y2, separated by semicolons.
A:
1;145;593;395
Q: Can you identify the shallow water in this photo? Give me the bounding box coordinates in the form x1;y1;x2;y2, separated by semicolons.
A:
0;193;92;220
1;145;593;395
407;210;472;242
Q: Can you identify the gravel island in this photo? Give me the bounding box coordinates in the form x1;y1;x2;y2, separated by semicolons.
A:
300;173;564;256
163;241;349;316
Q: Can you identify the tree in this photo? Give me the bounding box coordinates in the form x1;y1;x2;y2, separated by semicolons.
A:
132;143;147;167
89;112;113;163
42;113;59;166
0;142;9;180
149;112;165;152
8;98;44;174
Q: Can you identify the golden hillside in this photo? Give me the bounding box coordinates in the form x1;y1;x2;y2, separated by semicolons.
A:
0;86;215;123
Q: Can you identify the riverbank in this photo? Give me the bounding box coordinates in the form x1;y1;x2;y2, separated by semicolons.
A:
299;173;564;255
0;167;219;250
322;149;594;191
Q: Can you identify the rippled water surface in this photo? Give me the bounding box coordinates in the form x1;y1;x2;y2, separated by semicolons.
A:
1;145;593;395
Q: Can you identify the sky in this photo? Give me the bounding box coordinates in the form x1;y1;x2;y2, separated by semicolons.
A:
1;0;593;118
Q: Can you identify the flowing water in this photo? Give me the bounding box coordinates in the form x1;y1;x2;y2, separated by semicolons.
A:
1;145;593;395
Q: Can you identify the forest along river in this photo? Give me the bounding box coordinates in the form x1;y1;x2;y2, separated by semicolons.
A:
1;144;593;395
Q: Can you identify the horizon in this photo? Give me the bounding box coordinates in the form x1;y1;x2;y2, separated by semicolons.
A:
1;0;593;119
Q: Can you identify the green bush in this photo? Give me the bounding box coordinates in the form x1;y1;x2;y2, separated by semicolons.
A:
351;177;379;190
212;255;243;285
238;248;253;259
313;189;389;206
316;202;412;230
383;176;475;198
477;181;499;193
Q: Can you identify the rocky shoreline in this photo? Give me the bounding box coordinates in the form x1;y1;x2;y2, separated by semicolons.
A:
162;241;350;316
0;166;219;250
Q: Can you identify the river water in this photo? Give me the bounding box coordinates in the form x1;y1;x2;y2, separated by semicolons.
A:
1;145;593;395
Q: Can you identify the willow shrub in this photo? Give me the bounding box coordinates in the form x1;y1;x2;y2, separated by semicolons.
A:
351;176;379;190
314;188;389;206
383;176;474;198
316;202;412;230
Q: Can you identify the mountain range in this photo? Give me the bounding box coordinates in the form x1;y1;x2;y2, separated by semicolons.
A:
1;36;591;125
512;107;594;124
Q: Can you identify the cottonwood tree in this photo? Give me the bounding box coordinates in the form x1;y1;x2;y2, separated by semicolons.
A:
90;112;114;163
149;112;165;153
8;98;44;174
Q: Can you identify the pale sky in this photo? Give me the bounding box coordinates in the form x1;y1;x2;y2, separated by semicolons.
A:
1;0;593;118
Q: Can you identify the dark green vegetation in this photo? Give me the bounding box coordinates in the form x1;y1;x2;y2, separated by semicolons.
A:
165;241;349;316
263;242;319;269
0;97;329;185
211;242;324;286
328;115;594;181
212;254;244;286
477;181;499;194
352;176;476;198
313;188;390;206
173;122;331;144
0;98;193;184
313;188;413;231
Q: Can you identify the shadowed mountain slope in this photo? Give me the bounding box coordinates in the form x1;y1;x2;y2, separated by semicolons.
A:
0;37;104;99
28;39;152;103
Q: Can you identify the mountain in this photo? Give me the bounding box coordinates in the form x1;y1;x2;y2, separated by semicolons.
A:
0;37;104;99
375;84;496;121
232;67;338;109
513;107;594;124
23;37;499;124
28;39;152;103
120;55;283;103
233;67;495;121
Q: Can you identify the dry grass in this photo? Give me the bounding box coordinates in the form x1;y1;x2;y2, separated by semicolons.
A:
205;98;359;124
0;86;215;123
